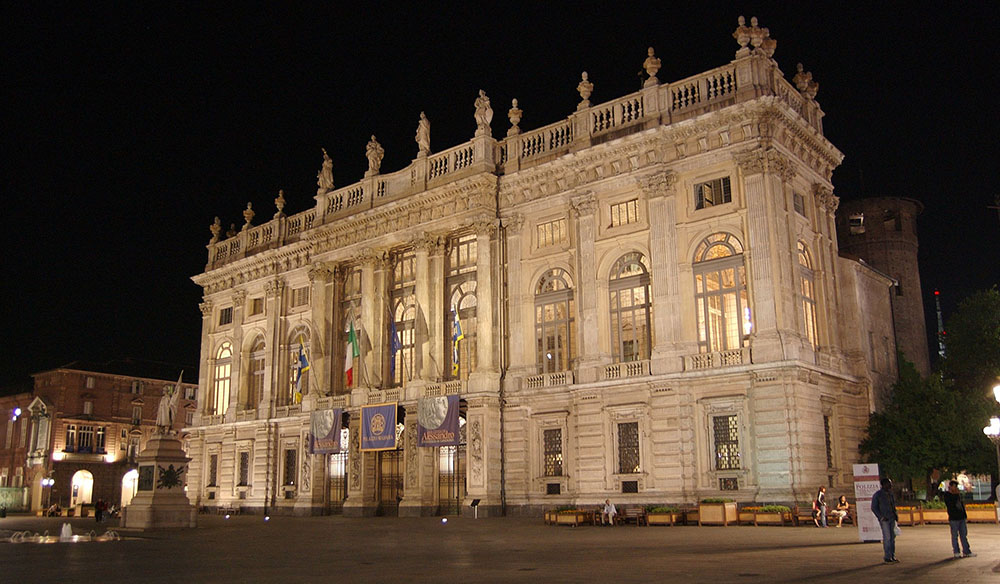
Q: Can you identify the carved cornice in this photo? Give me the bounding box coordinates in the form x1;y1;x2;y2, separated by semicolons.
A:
812;184;839;213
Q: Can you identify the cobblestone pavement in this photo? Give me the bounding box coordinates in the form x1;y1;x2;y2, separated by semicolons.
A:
1;514;997;583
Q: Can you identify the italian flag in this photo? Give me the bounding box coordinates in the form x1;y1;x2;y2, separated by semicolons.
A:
345;320;360;386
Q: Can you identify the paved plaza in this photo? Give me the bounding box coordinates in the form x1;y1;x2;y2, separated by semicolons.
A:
1;514;997;583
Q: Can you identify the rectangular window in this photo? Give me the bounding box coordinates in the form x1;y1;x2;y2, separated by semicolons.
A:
694;176;732;209
78;425;94;453
291;287;309;308
793;193;805;216
720;477;739;490
238;451;250;486
849;213;865;234
536;218;567;247
610;199;639;227
713;415;740;470
543;428;563;477
131;380;142;394
185;411;194;426
96;427;106;452
219;307;233;326
823;415;834;469
249;297;264;316
283;448;297;486
83;401;93;415
120;429;127;450
4;420;11;449
132;406;143;425
617;422;640;474
185;385;196;400
65;425;76;451
86;376;95;389
208;454;219;487
128;436;140;459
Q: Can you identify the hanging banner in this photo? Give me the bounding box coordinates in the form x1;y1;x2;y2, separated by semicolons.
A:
309;408;343;454
361;402;397;451
417;395;460;447
853;463;882;542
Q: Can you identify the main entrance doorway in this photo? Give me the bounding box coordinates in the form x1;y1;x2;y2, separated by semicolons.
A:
70;470;94;507
121;469;139;508
376;449;403;516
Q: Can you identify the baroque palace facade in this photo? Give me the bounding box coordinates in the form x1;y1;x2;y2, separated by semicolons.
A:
186;18;898;516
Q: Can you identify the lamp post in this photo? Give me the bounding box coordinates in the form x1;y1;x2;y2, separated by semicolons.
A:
41;477;55;509
984;384;1000;503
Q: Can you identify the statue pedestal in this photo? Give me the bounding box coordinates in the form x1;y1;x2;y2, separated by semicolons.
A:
122;433;197;530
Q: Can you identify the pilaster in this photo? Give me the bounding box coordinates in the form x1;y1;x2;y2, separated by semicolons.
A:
398;404;437;516
342;415;377;516
463;396;502;516
570;192;603;382
308;262;333;399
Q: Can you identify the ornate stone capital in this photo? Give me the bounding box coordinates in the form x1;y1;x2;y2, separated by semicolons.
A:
413;234;438;254
569;192;597;217
735;147;767;175
767;150;796;183
472;218;497;237
813;184;839;213
636;171;678;199
307;262;333;283
352;248;380;267
264;279;285;298
198;301;214;318
503;213;525;235
231;290;247;307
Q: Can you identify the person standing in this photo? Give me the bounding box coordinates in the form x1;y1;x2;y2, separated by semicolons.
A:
871;478;899;563
816;486;828;527
942;480;975;558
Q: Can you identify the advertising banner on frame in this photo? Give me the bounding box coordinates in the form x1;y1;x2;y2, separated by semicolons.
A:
361;402;398;451
853;463;882;542
309;408;343;454
417;395;460;447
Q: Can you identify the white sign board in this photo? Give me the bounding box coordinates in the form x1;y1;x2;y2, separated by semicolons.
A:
853;463;882;542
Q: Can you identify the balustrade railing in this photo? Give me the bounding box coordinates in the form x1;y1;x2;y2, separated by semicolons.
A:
604;359;650;380
524;370;574;389
683;347;750;371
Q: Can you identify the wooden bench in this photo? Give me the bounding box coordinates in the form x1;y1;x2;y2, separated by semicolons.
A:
617;506;647;526
794;504;855;526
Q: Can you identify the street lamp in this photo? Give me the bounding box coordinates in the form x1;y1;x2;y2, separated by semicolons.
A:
41;477;55;509
984;384;1000;503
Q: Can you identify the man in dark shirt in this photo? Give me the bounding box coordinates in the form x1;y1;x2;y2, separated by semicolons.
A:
871;477;899;563
942;480;975;558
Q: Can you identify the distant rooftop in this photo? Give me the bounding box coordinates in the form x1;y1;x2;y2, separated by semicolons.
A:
35;358;197;384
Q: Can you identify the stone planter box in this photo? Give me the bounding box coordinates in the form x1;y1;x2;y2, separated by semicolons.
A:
896;507;920;526
699;502;738;526
555;511;593;526
920;508;948;524
752;511;790;526
647;512;682;526
967;507;999;524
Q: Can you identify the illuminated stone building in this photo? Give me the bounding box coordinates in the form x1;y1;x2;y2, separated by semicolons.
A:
187;18;898;516
0;391;33;511
23;360;196;513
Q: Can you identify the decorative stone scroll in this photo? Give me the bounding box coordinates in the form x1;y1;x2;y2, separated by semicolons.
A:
231;290;247;307
735;147;794;181
569;192;597;217
502;213;525;235
637;170;678;199
307;262;333;283
469;419;483;486
813;184;839;213
264;279;285;298
198;301;213;317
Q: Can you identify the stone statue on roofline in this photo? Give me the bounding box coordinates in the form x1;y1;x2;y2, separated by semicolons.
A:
415;112;431;156
794;63;819;99
366;135;384;176
733;16;751;56
643;47;661;87
242;202;254;231
209;216;221;244
577;72;593;110
317;148;334;194
474;90;493;137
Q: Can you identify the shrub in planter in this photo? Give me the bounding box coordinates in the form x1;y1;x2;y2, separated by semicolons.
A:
966;503;999;523
646;505;682;526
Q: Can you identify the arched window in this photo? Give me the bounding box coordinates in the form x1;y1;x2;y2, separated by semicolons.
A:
609;252;652;362
447;234;478;380
693;233;751;353
212;342;232;415
286;327;310;405
245;336;265;410
798;241;818;349
390;249;416;387
535;268;576;373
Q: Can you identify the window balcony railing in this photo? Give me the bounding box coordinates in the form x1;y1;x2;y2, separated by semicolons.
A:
524;371;574;389
604;360;650;380
683;347;750;371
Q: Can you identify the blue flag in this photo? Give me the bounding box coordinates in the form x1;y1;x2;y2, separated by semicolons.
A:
294;335;310;404
451;308;464;376
389;317;402;380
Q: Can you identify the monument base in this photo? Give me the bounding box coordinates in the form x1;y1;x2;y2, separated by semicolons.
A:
122;433;198;530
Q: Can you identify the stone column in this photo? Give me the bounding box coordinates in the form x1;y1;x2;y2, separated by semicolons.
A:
638;172;688;373
469;219;499;393
398;404;436;516
767;153;801;359
570;192;603;383
736;149;782;362
463;396;502;516
261;279;285;417
502;214;531;375
331;264;347;395
414;237;435;382
429;238;447;381
357;250;383;389
307;263;333;399
342;415;377;516
226;291;246;420
195;301;213;425
813;184;841;361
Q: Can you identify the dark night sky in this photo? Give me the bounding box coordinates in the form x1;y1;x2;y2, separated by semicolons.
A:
2;4;998;389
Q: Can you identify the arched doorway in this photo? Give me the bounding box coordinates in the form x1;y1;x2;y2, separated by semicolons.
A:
121;469;139;508
70;470;94;507
437;409;467;515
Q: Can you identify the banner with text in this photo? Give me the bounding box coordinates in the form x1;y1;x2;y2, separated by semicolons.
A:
853;463;882;542
361;402;398;451
417;395;460;447
309;408;343;454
